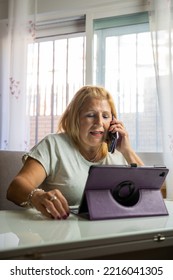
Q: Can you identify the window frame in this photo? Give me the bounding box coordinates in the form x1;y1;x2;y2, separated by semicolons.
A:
85;9;164;162
28;23;86;147
29;4;164;164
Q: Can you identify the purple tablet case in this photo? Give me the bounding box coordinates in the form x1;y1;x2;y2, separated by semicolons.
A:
78;165;169;220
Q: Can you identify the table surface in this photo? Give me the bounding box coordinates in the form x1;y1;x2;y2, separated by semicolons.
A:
0;200;173;259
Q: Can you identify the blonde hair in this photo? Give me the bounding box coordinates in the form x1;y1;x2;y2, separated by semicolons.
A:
58;85;117;156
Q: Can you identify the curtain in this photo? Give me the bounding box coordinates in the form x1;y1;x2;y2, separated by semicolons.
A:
148;0;173;199
0;0;36;151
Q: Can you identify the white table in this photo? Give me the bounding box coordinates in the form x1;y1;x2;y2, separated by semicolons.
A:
0;200;173;259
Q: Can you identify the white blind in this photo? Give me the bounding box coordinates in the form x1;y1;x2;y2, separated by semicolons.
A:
36;16;85;39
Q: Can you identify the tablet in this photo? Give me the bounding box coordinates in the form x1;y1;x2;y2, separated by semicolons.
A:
76;165;169;220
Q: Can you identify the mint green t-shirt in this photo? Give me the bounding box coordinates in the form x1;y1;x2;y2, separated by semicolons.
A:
23;133;127;206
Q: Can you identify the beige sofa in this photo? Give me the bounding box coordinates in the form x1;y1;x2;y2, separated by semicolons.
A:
0;150;166;211
0;150;25;210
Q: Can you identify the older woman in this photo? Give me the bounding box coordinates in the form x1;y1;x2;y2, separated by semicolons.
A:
7;85;144;219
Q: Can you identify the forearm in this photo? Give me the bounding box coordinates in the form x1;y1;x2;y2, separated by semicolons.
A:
7;176;38;206
7;158;47;206
122;149;144;166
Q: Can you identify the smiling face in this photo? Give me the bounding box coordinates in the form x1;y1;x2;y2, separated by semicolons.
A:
79;97;112;152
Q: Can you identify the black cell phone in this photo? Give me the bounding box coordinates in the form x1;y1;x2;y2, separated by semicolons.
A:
108;131;118;153
107;115;118;153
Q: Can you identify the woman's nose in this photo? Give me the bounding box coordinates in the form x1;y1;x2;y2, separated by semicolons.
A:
95;114;103;125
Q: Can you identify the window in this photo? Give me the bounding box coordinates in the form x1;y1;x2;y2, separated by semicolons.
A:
93;13;162;152
26;12;162;153
27;17;85;148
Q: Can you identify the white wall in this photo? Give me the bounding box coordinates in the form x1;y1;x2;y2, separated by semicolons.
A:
37;0;144;14
0;0;148;20
36;0;148;22
0;0;8;19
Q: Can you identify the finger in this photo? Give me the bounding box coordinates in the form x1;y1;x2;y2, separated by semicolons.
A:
54;190;70;214
109;118;124;132
35;204;54;219
36;198;60;219
112;122;127;135
32;190;70;219
44;192;69;219
41;198;64;219
109;125;116;133
49;197;69;219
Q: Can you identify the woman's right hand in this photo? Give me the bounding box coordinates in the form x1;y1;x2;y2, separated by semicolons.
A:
7;157;70;219
31;189;70;219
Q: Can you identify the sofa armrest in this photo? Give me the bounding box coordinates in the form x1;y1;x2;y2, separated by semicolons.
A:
0;150;25;210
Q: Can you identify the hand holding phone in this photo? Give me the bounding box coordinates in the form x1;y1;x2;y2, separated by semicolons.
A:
108;131;118;153
107;115;118;153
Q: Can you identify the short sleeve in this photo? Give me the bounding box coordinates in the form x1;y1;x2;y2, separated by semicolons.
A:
22;135;58;176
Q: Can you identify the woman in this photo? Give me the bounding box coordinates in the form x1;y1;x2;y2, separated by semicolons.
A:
7;85;144;219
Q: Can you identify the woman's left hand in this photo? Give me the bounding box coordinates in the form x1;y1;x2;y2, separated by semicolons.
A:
108;118;144;166
109;118;131;153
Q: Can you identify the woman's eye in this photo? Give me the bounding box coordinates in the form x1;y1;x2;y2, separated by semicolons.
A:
85;113;111;119
87;113;95;117
103;115;110;119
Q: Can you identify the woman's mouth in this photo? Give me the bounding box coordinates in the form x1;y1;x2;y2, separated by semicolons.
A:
90;131;104;136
